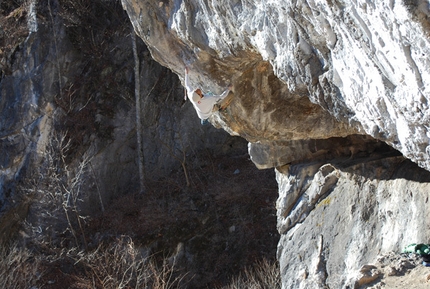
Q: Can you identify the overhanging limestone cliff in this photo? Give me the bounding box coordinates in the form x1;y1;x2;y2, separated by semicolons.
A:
122;0;359;145
121;1;430;288
122;0;430;171
1;0;429;287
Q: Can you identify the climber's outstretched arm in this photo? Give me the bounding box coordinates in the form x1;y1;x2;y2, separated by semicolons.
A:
184;67;195;94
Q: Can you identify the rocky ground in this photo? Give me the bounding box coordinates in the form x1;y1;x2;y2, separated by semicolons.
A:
357;252;430;289
381;266;430;289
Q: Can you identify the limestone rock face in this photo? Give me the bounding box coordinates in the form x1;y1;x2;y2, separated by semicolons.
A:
2;0;430;287
122;0;430;171
276;155;430;288
122;0;360;145
120;1;430;288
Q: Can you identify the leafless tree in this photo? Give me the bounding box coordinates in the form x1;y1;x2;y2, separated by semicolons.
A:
132;27;146;194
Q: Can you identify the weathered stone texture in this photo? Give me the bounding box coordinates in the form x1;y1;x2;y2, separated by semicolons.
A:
0;1;243;210
2;0;430;287
120;1;430;288
276;155;430;288
122;0;430;171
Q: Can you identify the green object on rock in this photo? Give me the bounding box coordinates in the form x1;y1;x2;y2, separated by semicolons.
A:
403;243;417;253
403;243;430;255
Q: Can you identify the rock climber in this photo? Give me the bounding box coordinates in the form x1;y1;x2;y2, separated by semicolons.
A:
184;66;232;125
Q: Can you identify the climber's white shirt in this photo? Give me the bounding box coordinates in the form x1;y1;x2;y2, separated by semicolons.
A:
185;71;230;120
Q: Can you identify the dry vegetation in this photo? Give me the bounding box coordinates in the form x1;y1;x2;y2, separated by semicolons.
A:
0;0;29;77
0;244;41;289
222;259;280;289
0;238;280;289
1;139;280;288
85;152;280;288
0;0;281;288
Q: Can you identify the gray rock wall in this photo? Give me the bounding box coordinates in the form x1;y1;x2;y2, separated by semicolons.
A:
3;0;430;287
276;155;430;288
122;0;430;171
119;0;430;288
0;0;244;213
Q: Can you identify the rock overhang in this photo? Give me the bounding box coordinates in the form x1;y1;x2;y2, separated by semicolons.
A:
121;0;430;171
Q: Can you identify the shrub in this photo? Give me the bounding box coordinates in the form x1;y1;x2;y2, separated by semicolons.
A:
58;236;188;289
222;259;281;289
0;237;189;289
0;244;41;289
0;0;29;76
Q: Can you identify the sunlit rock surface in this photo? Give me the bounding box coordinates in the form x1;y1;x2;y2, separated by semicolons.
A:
122;0;430;171
121;0;430;288
122;0;360;144
276;155;430;288
2;0;430;287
